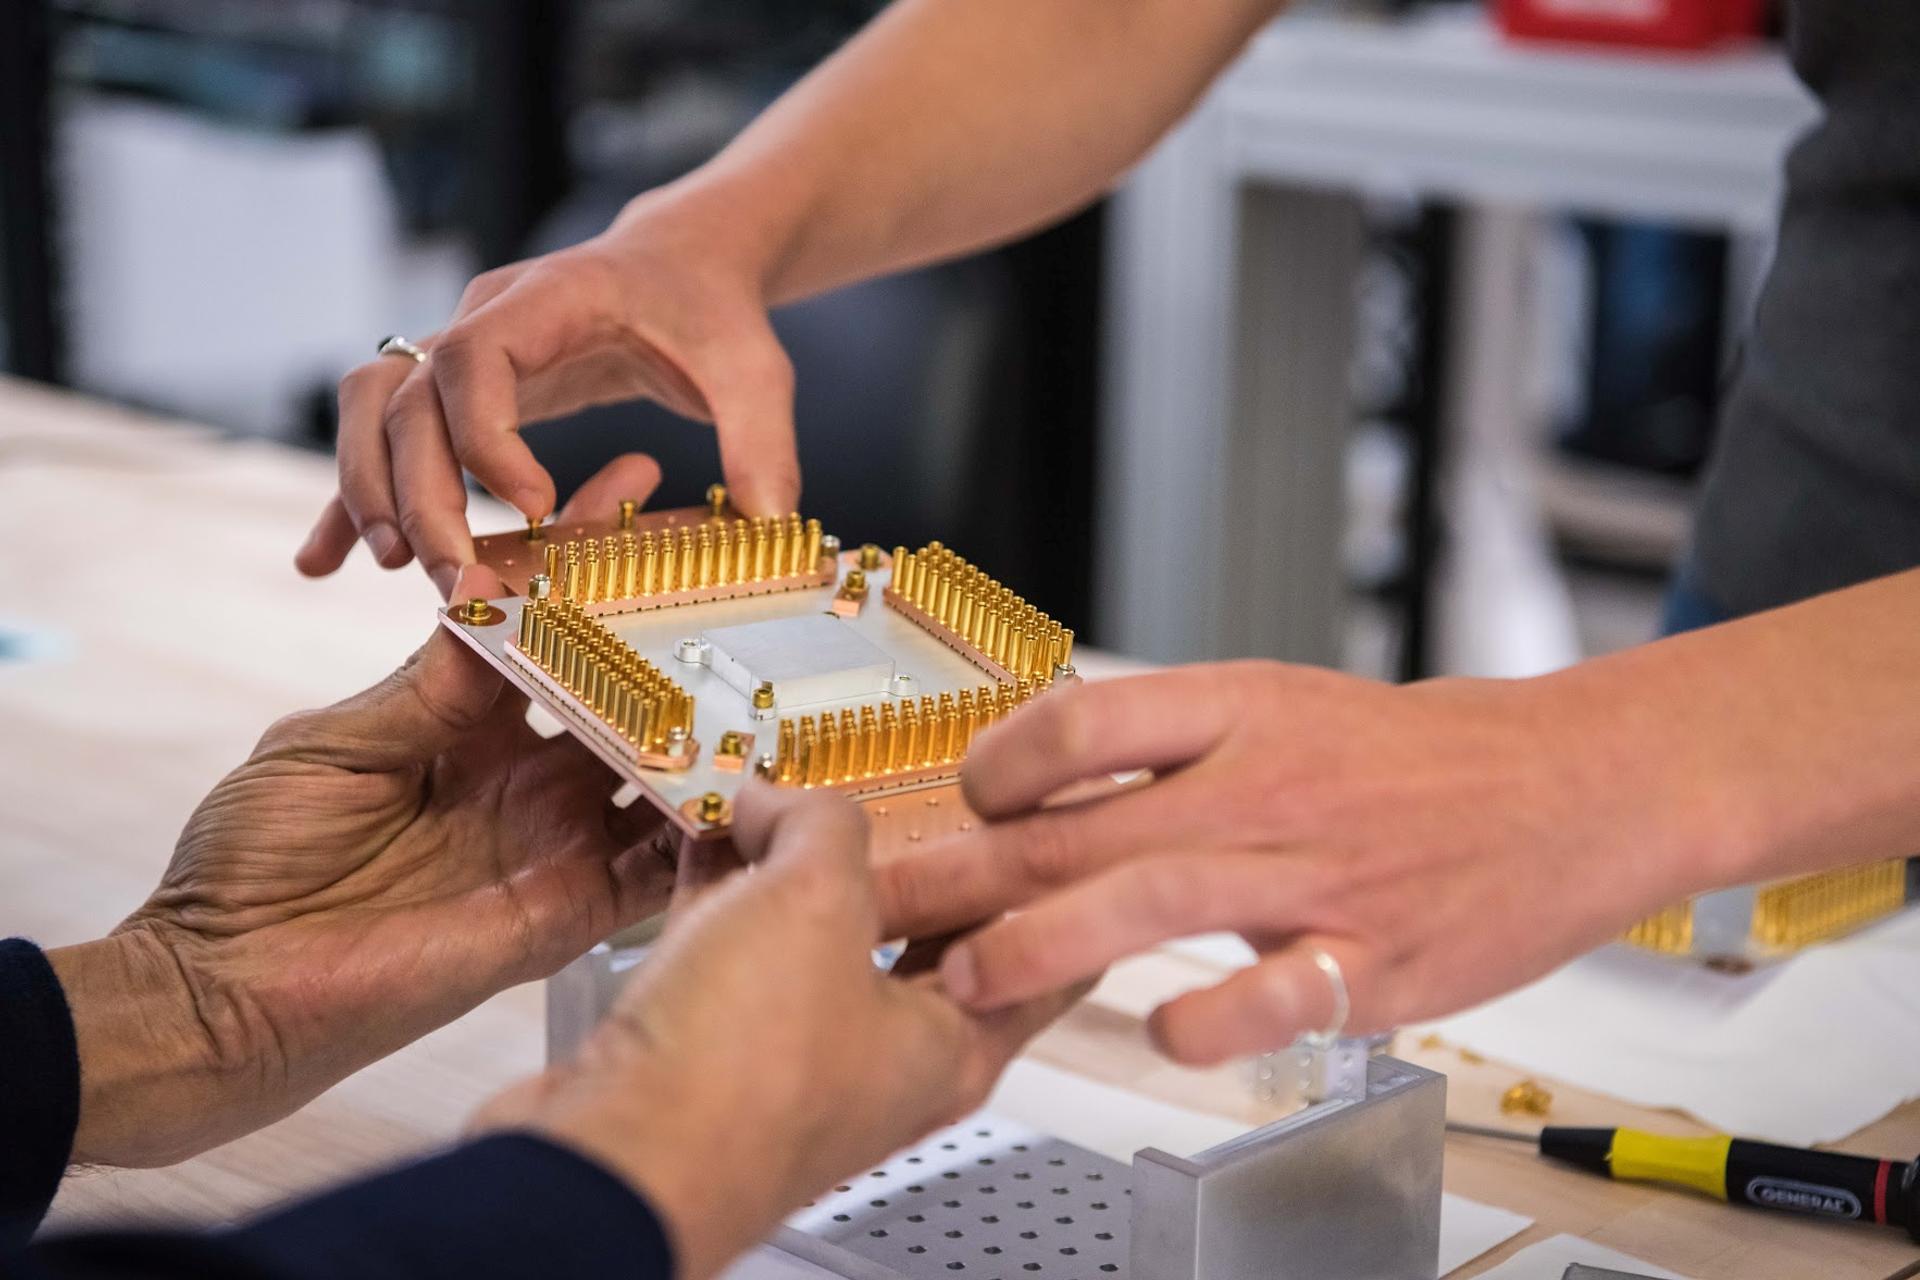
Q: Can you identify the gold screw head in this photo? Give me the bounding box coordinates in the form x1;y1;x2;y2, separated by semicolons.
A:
526;516;545;542
618;498;637;530
698;791;726;823
706;483;728;516
858;543;882;570
718;729;744;755
845;569;866;590
752;682;775;710
462;597;491;625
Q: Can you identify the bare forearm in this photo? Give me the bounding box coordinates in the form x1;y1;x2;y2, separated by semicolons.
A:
624;0;1284;303
1555;568;1920;894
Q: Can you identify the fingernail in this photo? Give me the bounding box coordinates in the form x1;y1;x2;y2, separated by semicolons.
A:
430;563;460;600
365;522;402;562
942;945;978;1004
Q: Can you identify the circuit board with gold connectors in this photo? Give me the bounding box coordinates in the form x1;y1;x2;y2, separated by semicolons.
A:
437;486;1078;841
1622;857;1918;968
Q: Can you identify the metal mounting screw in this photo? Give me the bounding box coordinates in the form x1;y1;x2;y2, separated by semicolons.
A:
461;597;491;625
698;791;726;824
527;573;552;600
618;498;638;530
675;637;712;665
751;681;777;721
889;673;918;698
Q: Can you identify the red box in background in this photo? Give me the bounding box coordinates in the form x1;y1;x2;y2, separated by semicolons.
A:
1496;0;1766;51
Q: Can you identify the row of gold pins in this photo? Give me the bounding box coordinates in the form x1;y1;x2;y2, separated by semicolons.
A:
543;515;823;605
771;683;1036;788
886;543;1073;683
516;597;694;750
1751;858;1907;949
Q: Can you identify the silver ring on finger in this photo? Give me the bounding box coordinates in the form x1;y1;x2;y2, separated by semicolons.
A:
377;335;428;364
1302;946;1349;1048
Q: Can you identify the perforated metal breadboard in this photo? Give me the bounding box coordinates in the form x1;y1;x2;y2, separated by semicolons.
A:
786;1114;1131;1278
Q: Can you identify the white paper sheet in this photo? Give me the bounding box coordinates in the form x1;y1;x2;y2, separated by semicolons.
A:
1471;1233;1689;1280
1413;909;1920;1145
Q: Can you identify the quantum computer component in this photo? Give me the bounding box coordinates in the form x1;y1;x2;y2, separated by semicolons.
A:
439;486;1078;840
1623;858;1917;968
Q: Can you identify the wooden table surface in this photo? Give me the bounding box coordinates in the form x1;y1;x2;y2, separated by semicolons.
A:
3;377;1915;1278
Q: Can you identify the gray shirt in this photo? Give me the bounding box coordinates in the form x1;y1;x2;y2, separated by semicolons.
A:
1690;0;1920;617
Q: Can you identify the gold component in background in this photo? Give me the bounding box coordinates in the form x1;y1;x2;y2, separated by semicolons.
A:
1625;858;1907;958
618;498;637;531
526;516;545;542
858;543;883;571
1752;859;1907;950
707;483;728;517
1499;1079;1553;1118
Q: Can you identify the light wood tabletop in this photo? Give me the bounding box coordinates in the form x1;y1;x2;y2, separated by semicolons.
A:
3;377;1915;1277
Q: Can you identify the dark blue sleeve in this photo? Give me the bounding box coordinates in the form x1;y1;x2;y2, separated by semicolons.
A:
22;1135;677;1280
0;938;82;1248
0;935;676;1280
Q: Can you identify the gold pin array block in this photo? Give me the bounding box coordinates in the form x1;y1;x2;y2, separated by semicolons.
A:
545;513;828;609
1622;901;1694;956
1751;858;1907;950
1624;857;1909;960
885;542;1074;685
514;596;695;761
770;682;1032;788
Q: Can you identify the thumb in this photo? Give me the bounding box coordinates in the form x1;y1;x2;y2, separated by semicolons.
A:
703;325;801;517
256;566;506;771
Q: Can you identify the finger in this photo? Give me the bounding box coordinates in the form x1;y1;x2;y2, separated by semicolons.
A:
731;782;876;928
431;300;568;520
295;494;358;578
671;831;748;911
256;565;507;769
700;325;800;516
970;979;1092;1071
555;453;663;526
875;771;1212;941
385;369;475;600
940;853;1326;1012
335;358;418;568
961;667;1239;820
1148;935;1376;1066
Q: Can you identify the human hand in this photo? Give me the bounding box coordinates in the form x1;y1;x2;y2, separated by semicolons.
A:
877;660;1725;1066
50;564;676;1167
295;190;801;597
478;785;1077;1280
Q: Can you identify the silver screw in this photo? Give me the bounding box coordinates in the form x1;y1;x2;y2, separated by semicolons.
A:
675;637;711;665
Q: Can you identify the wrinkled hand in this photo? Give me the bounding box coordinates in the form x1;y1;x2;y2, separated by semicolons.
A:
295;196;801;597
54;565;676;1167
878;660;1710;1066
479;785;1076;1280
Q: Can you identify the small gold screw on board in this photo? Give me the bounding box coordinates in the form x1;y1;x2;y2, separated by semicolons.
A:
706;483;727;517
752;682;775;709
719;730;744;753
618;499;637;531
698;791;726;824
845;569;866;590
858;543;882;570
462;597;491;625
526;516;545;542
1499;1079;1553;1117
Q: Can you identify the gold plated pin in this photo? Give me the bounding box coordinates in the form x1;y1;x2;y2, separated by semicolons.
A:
618;498;637;531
